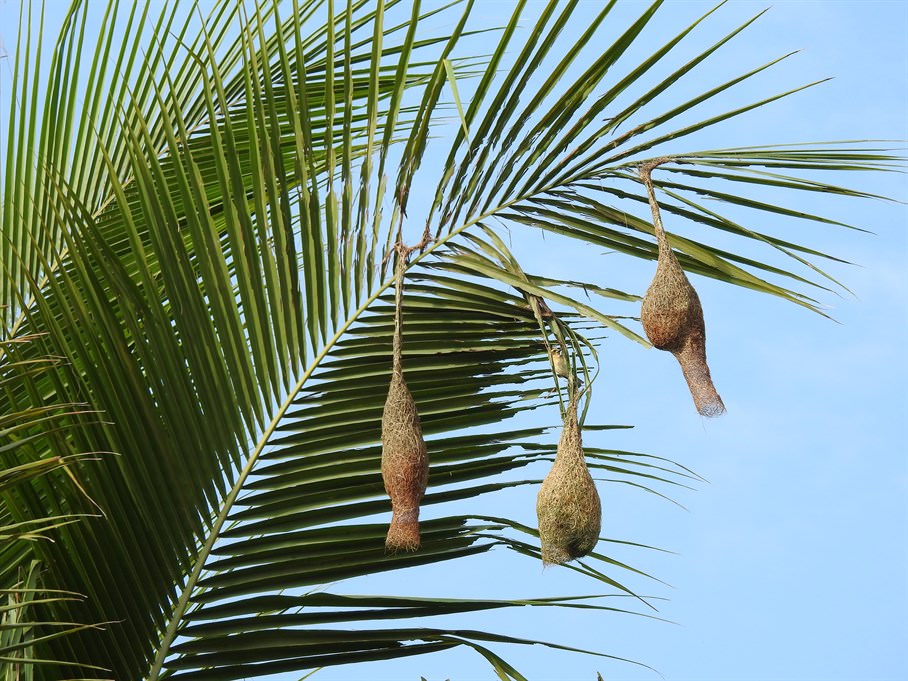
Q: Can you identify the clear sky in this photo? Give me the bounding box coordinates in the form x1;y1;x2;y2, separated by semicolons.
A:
1;2;906;680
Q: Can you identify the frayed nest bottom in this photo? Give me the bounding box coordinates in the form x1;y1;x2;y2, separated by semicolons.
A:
642;255;724;417
674;332;725;418
385;508;421;553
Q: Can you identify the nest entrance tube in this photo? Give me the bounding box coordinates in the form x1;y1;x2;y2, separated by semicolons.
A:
381;245;428;551
536;395;602;565
639;162;725;417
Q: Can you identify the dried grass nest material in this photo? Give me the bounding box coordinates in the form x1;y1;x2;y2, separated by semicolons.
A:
381;245;429;552
639;163;725;417
641;244;725;417
381;370;428;552
536;397;601;565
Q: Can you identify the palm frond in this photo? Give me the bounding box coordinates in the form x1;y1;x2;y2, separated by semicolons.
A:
164;260;683;676
0;339;102;679
1;1;463;675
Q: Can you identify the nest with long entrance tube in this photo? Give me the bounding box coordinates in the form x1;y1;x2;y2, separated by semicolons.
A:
639;162;725;417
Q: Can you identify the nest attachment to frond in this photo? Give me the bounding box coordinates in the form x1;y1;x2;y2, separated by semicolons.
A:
639;163;725;417
381;245;429;551
536;397;601;565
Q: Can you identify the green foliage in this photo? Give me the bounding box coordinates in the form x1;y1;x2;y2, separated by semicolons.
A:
0;337;102;678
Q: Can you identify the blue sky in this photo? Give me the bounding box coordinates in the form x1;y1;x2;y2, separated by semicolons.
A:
1;1;906;680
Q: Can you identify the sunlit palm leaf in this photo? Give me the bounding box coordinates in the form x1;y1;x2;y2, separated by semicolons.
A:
165;263;680;677
1;0;461;676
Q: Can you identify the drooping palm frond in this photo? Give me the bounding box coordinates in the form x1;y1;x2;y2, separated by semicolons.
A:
0;338;103;679
0;0;901;679
164;262;685;679
2;0;471;676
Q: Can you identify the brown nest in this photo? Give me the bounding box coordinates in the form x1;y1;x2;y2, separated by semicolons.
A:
381;371;428;551
639;164;725;417
381;245;429;551
536;396;601;565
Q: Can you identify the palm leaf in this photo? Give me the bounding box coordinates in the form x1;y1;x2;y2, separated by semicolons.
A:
2;1;459;675
163;261;687;675
0;338;102;679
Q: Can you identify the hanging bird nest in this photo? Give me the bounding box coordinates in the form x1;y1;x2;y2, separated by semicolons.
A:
381;371;428;551
381;240;429;552
639;162;725;417
536;395;601;565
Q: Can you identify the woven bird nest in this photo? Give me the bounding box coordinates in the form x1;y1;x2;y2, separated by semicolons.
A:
536;397;601;565
639;163;725;417
641;244;725;416
381;371;428;551
380;245;429;552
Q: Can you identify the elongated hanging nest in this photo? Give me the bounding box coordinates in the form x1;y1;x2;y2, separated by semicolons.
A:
381;245;428;552
536;396;601;565
639;164;725;417
381;372;428;551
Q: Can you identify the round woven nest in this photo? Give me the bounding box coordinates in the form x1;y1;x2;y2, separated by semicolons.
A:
536;397;601;565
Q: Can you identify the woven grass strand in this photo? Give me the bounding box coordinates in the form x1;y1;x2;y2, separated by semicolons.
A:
381;249;429;551
639;164;725;417
536;395;602;565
